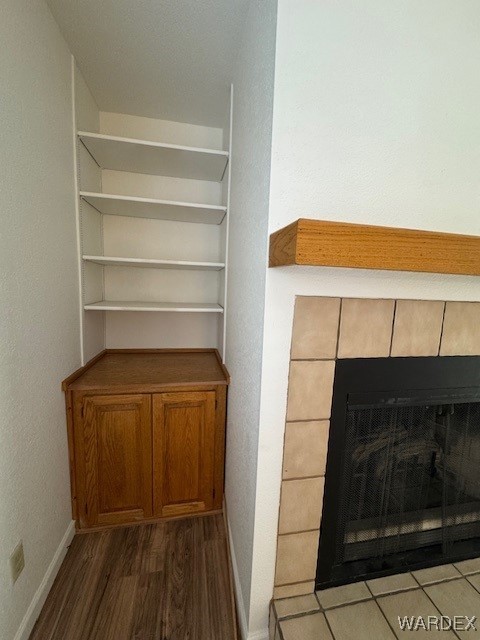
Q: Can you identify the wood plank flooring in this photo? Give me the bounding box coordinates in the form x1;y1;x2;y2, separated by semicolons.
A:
30;514;236;640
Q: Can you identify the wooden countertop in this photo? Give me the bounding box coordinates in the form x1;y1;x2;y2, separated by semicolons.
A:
63;349;230;392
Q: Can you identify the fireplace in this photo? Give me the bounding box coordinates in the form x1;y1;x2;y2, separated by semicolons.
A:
273;297;480;601
317;356;480;590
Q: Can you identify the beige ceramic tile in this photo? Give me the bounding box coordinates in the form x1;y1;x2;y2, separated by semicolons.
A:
337;298;395;358
274;594;319;619
377;589;456;638
273;581;315;599
280;612;333;640
275;532;319;585
286;360;335;421
291;297;341;359
440;302;480;356
454;557;480;576
278;478;324;534
283;421;329;479
316;581;371;609
391;300;445;357
412;563;461;586
366;571;418;596
424;579;480;639
326;600;396;640
467;573;480;592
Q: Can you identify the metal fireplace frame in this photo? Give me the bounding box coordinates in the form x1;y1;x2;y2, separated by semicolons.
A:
316;356;480;590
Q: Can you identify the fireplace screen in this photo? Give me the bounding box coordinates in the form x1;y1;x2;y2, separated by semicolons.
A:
316;357;480;589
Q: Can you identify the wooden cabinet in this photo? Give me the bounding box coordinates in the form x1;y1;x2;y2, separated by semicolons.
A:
80;394;152;528
153;391;216;518
63;350;229;530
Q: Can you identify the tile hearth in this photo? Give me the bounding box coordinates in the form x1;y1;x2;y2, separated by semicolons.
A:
269;560;480;639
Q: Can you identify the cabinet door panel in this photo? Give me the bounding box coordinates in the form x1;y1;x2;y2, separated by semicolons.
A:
153;392;216;517
83;394;152;526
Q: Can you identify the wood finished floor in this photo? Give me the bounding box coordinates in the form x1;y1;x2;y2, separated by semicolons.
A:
30;514;236;640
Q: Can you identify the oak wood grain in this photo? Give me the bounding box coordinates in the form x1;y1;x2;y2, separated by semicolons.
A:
64;350;229;531
29;515;236;640
61;350;107;391
82;394;152;527
269;218;480;275
214;385;227;511
64;391;77;520
65;349;229;392
153;391;216;518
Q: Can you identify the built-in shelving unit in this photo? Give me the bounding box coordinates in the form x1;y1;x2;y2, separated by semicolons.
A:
84;301;224;313
74;64;231;361
80;192;226;224
78;131;228;181
83;255;225;271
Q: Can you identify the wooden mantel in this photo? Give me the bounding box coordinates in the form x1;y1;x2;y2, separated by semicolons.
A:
269;219;480;276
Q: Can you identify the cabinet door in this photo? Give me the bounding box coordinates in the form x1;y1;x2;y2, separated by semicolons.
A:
81;394;152;527
153;391;216;517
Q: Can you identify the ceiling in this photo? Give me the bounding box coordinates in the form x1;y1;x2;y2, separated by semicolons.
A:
47;0;250;127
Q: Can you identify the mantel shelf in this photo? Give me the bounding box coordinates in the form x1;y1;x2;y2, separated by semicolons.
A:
269;219;480;276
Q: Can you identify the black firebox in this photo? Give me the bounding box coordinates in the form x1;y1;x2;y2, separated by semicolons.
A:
316;356;480;590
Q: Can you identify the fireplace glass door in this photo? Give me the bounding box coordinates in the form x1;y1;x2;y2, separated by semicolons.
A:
316;357;480;589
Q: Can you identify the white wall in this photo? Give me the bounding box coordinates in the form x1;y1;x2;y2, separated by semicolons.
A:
224;1;277;638
248;0;480;637
99;111;225;149
0;2;80;638
96;112;226;351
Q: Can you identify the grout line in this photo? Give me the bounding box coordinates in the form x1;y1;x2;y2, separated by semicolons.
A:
335;298;343;359
410;571;422;588
323;611;337;640
438;301;447;356
277;529;319;538
290;357;338;362
420;585;463;640
389;299;397;357
375;595;399;639
317;595;373;613
465;575;480;593
283;573;477;639
285;417;331;424
275;608;322;623
282;474;325;482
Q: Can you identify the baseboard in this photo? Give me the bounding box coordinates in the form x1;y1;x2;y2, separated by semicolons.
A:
14;520;76;640
225;509;248;640
224;506;270;640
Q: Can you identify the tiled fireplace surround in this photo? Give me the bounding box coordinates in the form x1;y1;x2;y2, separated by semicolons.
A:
273;297;480;601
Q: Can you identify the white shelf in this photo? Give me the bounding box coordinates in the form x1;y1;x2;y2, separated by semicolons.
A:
78;131;229;182
84;301;224;313
80;191;226;224
83;255;225;271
